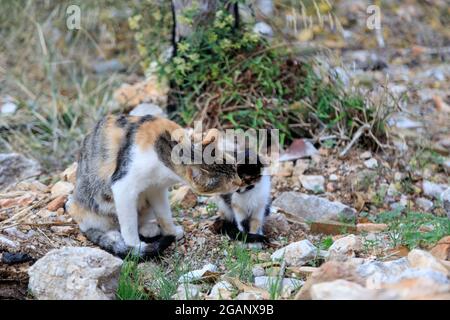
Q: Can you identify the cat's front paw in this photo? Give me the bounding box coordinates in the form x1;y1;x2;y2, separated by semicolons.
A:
139;223;161;239
174;225;184;240
161;224;184;240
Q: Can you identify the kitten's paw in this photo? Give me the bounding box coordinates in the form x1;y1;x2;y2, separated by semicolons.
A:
174;225;184;240
161;224;184;240
130;241;150;255
139;223;161;239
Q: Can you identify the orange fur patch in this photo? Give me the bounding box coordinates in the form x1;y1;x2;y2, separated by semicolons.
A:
135;118;182;150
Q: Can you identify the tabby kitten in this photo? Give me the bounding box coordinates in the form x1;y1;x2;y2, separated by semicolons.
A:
214;150;271;243
68;114;241;259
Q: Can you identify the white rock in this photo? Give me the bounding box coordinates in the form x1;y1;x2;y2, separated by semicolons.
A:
254;276;303;297
1;101;18;115
252;22;273;38
422;181;447;199
0;153;41;189
363;158;378;169
328;235;362;261
387;183;399;197
28;247;122;300
252;265;266;277
390;116;423;129
271;239;317;266
0;235;19;249
255;0;274;17
208;281;233;300
407;249;448;276
360;258;412;289
178;263;217;283
91;59;125;74
272;192;356;222
441;188;450;217
173;284;201;300
329;174;338;181
310;279;376;300
360;151;372;160
299;175;325;193
50;181;74;197
443;159;450;171
415;197;434;211
236;292;263;300
4;227;30;240
130;103;166;117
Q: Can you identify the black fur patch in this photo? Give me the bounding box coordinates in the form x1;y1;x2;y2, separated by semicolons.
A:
116;114;128;128
142;235;176;260
214;218;269;243
111;115;155;183
236;149;264;186
154;130;177;170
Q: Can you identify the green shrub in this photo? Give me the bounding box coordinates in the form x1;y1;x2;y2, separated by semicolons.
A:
132;4;393;147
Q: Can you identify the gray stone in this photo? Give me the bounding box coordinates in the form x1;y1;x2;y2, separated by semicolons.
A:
252;265;265;277
28;247;123;300
252;22;273;38
328;235;362;261
178;263;217;283
441;188;450;217
91;59;125;74
208;281;233;300
254;276;303;297
357;258;411;289
1;101;18;115
0;235;19;249
360;151;372;160
408;249;448;276
310;279;376;300
173;283;201;300
422;181;447;199
363;158;378;169
0;153;41;189
271;239;317;266
236;292;263;300
443;159;450;171
329;174;338;181
255;0;274;17
415;197;434;211
272;192;356;222
299;175;325;193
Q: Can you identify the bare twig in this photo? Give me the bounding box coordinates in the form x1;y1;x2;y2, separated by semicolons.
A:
339;124;370;158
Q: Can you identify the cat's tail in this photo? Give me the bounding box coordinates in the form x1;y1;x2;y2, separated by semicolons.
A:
84;229;175;260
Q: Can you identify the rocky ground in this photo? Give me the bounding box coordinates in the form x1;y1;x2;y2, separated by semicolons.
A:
0;0;449;300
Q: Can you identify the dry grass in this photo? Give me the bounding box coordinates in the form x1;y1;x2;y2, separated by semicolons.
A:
0;0;139;173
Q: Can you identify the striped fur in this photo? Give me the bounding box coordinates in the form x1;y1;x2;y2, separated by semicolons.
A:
68;114;241;259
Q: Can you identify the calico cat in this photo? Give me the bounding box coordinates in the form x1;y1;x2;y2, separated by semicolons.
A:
214;150;271;243
67;114;242;259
